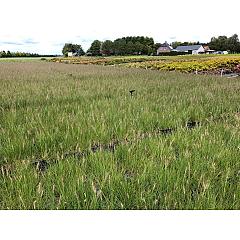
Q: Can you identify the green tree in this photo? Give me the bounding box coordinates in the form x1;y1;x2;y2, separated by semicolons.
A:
171;41;182;49
113;36;155;55
62;43;85;56
227;34;240;53
209;36;228;51
134;42;144;55
126;41;134;55
87;40;102;56
6;51;12;57
113;39;127;55
0;51;6;57
101;40;114;55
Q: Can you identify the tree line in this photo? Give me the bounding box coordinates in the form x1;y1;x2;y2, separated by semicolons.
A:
62;36;156;56
62;34;240;57
0;51;57;58
208;34;240;53
0;51;39;58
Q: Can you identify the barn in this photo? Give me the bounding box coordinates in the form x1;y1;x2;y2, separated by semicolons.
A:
156;42;173;55
174;45;205;55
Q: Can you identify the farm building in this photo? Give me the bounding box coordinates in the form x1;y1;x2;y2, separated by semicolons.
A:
67;52;79;57
157;42;173;55
203;45;215;54
174;45;205;55
67;52;73;57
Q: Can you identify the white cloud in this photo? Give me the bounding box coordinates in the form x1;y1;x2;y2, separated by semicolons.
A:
0;0;240;54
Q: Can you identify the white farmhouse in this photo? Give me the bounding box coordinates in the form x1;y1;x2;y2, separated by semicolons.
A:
175;45;205;55
67;52;73;57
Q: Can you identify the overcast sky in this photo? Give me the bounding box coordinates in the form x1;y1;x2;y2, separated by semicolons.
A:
0;0;239;54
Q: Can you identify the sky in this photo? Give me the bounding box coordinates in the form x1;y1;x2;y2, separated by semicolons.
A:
0;0;240;55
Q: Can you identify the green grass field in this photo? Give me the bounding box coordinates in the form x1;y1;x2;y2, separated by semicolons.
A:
0;60;240;209
0;57;51;62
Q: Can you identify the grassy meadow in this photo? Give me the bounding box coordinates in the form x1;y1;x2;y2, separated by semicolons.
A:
0;57;52;62
0;60;240;209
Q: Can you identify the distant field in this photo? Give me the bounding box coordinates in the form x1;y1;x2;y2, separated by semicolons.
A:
51;54;240;75
0;61;240;209
0;57;51;62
